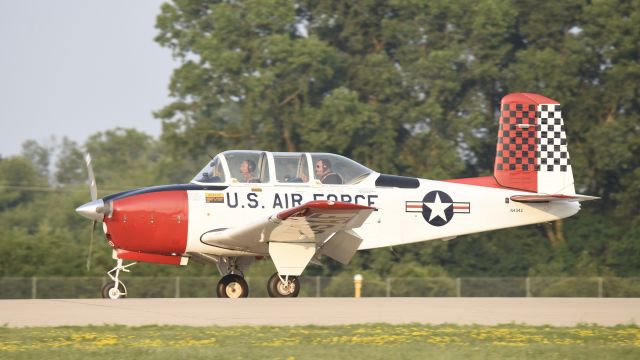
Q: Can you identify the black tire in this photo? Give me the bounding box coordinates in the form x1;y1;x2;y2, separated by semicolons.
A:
216;274;249;298
101;282;127;299
267;273;300;298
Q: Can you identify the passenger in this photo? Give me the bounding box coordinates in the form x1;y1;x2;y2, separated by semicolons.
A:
315;159;343;184
240;159;258;183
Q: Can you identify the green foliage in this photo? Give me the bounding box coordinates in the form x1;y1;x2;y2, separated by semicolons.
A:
0;0;638;280
21;139;53;179
54;137;86;185
84;128;165;189
1;324;639;359
149;0;639;279
0;156;43;210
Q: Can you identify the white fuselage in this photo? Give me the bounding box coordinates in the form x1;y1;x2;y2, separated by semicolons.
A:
184;174;580;256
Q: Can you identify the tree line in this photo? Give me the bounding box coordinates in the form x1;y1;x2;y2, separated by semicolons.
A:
0;0;638;279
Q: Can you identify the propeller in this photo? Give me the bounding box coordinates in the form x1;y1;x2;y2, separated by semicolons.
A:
84;153;98;271
87;219;96;271
86;153;97;201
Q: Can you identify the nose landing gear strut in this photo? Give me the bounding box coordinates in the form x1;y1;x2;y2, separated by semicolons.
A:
102;258;136;299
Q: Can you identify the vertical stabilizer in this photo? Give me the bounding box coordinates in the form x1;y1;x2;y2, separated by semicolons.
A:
494;93;575;194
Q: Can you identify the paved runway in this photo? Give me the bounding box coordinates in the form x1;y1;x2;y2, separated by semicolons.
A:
1;298;638;327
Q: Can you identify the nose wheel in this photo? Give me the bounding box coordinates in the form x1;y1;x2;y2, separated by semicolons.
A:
102;281;127;299
267;273;300;297
217;274;249;298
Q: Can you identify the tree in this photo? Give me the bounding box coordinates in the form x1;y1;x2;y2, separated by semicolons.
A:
21;139;54;181
83;128;163;190
0;156;43;211
1;0;638;279
151;0;640;279
54;137;85;186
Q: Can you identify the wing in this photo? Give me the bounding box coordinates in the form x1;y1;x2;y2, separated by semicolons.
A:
201;200;375;275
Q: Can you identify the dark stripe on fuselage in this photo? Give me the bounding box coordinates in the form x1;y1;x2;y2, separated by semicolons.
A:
375;174;420;189
103;184;229;201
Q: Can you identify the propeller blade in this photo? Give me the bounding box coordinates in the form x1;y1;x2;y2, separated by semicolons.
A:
86;220;96;271
84;153;97;201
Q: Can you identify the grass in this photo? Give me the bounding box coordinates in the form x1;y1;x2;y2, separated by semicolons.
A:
0;324;638;359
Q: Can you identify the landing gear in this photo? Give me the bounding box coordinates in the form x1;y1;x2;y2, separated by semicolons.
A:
267;273;300;298
102;281;127;299
102;258;136;299
214;256;253;298
211;257;303;298
217;274;249;298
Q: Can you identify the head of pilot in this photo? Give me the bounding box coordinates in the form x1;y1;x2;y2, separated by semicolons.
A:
240;159;256;179
315;159;332;178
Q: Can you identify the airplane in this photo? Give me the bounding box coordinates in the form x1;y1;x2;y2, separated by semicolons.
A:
76;92;598;299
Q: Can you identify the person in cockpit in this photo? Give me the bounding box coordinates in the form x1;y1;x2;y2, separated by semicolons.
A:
315;159;343;184
199;158;223;183
240;159;258;183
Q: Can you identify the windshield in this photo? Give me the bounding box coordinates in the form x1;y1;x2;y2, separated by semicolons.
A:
273;152;309;183
192;151;371;185
310;153;372;185
192;155;226;183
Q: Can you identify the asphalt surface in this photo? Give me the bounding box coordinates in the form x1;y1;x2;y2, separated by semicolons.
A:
2;298;639;327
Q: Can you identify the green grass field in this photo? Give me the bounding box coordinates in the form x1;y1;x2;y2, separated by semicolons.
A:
1;324;638;359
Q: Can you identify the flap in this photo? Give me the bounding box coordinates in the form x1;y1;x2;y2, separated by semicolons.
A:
319;230;363;264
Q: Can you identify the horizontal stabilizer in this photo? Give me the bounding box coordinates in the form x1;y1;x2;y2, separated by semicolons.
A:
510;194;599;203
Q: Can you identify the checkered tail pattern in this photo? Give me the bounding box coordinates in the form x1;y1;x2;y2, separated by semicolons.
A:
537;104;570;173
494;93;575;194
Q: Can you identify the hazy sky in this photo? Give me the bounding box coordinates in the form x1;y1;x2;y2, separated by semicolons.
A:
0;0;177;157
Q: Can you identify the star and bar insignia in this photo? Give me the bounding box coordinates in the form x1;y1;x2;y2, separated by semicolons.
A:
405;190;470;226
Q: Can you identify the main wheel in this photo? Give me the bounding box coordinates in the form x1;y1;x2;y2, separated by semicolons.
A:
267;273;300;298
102;281;127;299
216;274;249;298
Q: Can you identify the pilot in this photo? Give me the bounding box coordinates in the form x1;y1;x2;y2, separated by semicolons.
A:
201;159;223;182
240;159;258;182
315;159;343;184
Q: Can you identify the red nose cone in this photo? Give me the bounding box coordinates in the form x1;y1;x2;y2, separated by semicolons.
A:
105;190;188;254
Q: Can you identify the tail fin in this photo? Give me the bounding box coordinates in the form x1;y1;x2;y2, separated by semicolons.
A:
494;93;575;194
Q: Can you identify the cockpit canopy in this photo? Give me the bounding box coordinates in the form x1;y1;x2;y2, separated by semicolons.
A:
191;151;373;185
